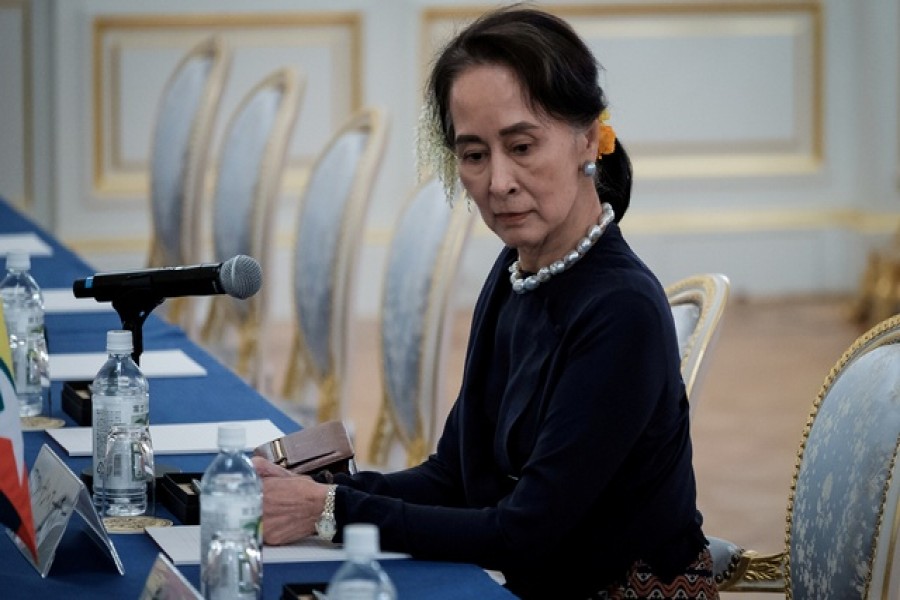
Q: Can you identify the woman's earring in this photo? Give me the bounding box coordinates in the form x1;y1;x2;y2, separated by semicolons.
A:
582;160;597;178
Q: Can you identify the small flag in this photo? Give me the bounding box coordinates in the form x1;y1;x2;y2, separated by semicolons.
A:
0;304;37;560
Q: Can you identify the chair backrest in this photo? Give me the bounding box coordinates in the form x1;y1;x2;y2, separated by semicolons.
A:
286;107;388;422
148;36;230;270
376;178;476;466
784;314;900;599
202;67;302;360
665;273;730;415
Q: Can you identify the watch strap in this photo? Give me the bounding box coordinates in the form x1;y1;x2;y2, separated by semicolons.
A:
316;484;338;541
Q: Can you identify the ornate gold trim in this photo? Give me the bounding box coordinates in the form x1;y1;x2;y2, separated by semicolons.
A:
420;1;823;178
719;549;786;592
664;273;730;404
91;11;362;196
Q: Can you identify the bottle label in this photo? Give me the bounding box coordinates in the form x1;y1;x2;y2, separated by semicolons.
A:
2;288;46;402
0;289;25;334
9;326;43;397
91;393;150;483
199;494;262;572
106;443;143;489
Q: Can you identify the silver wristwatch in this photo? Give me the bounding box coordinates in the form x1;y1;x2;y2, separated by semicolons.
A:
315;484;338;542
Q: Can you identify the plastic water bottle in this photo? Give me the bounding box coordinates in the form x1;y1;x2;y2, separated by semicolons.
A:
0;250;49;417
326;523;397;600
200;424;263;599
91;329;150;514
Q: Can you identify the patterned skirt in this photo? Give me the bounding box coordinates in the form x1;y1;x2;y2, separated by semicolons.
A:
591;547;719;599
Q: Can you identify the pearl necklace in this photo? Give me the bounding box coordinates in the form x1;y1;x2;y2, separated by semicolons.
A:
509;202;615;294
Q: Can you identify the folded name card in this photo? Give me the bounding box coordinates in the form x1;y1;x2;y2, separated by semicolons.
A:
146;524;409;565
49;349;206;380
47;419;285;457
42;289;115;314
0;232;53;256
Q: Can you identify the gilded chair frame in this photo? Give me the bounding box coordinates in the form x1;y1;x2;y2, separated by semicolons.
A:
664;272;730;413
368;179;476;468
147;36;230;330
281;107;388;423
199;67;303;381
715;313;900;597
851;228;900;328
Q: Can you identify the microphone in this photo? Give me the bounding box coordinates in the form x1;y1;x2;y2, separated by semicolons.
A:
73;255;262;302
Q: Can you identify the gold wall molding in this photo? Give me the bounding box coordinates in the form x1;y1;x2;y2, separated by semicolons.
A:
91;12;362;197
421;2;822;179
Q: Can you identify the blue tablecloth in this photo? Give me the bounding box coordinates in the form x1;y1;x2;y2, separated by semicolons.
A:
0;200;515;599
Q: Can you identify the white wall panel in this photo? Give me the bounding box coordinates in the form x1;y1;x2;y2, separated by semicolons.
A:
1;0;899;321
92;14;360;196
0;0;30;209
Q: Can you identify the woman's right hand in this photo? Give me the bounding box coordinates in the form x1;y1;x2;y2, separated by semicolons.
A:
252;456;332;545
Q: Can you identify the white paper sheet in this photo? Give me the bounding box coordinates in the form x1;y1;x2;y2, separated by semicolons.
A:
145;525;410;565
42;289;115;313
46;419;285;457
49;349;206;380
0;232;53;257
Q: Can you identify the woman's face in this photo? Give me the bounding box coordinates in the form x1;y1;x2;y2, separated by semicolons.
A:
449;64;600;270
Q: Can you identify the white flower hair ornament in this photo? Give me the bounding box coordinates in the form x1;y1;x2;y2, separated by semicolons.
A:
415;99;462;206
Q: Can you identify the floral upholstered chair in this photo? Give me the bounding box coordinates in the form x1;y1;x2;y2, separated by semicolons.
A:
367;177;476;469
280;107;388;425
147;36;230;331
198;67;303;379
664;273;730;416
710;314;900;598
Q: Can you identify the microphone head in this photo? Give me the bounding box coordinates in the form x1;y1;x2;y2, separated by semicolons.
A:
220;255;262;299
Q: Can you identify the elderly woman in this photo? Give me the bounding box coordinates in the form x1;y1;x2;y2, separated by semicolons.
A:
254;5;718;598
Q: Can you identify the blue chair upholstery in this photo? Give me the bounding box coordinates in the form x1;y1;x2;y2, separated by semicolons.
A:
665;273;730;416
281;107;388;425
712;314;900;597
199;67;303;381
147;36;230;330
368;178;476;468
786;335;900;598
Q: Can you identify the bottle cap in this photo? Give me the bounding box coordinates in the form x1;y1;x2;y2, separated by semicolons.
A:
106;330;133;353
218;424;246;449
5;250;30;271
343;523;379;558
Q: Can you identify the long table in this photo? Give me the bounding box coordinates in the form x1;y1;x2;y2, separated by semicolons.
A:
0;199;515;599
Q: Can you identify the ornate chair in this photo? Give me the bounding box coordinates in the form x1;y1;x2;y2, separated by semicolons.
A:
280;107;388;425
146;36;230;330
664;273;731;415
367;178;476;469
198;67;303;381
711;313;900;598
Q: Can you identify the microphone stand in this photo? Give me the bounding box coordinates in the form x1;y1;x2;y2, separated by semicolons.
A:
110;289;165;365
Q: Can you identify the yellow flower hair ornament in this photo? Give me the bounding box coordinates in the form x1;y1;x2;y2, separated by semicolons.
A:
597;109;616;159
